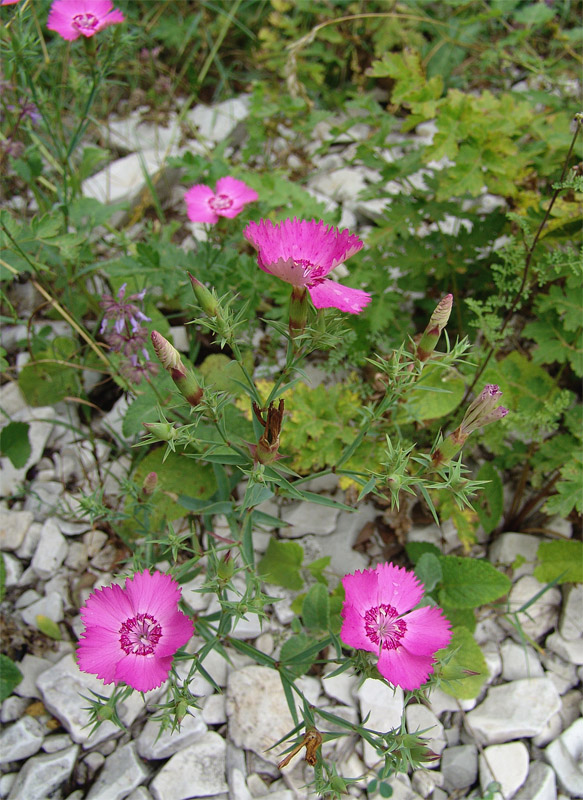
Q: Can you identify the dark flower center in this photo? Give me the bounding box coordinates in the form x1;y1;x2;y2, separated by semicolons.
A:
72;13;99;32
364;603;407;651
119;612;162;656
209;193;233;211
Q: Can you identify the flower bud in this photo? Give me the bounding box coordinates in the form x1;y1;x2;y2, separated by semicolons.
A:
416;294;453;362
151;331;203;407
142;471;158;496
432;384;508;468
189;273;220;317
252;400;284;465
289;286;309;338
143;422;177;442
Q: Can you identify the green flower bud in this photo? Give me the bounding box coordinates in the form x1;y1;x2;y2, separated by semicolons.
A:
189;273;220;317
143;422;177;442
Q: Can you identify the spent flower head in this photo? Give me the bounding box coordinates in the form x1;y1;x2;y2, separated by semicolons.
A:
341;562;451;690
185;176;258;224
77;570;194;692
47;0;125;40
244;218;370;315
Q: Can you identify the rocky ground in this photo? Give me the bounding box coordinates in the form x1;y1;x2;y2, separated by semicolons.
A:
1;95;583;800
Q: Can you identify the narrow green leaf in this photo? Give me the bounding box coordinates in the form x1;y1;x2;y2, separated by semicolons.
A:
302;583;330;631
475;462;503;535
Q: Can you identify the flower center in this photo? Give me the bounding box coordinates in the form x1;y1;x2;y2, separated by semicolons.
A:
364;603;406;651
72;12;100;32
209;193;233;211
119;613;162;656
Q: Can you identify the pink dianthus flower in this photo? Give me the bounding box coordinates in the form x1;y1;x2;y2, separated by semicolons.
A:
341;562;451;690
244;218;370;314
1;0;22;6
47;0;124;41
184;176;258;224
77;570;194;692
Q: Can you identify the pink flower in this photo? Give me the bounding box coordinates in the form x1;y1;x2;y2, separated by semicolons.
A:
243;218;371;314
340;562;452;690
1;0;22;6
184;176;258;224
47;0;125;41
77;570;194;692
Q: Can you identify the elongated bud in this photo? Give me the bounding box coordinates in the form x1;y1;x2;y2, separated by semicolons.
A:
143;422;177;442
416;294;453;362
289;286;309;339
432;384;508;468
251;400;285;465
142;471;158;496
188;273;220;317
151;331;203;407
217;550;235;582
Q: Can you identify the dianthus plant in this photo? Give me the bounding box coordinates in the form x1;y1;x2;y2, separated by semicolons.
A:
84;217;509;798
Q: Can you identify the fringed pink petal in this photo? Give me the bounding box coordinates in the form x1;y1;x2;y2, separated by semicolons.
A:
308;280;371;314
401;606;452;656
377;646;437;691
215;176;258;208
155;610;194;657
77;628;123;685
340;604;377;654
374;562;425;615
114;652;172;692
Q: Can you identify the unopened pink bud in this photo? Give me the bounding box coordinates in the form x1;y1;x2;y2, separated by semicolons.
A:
151;331;185;374
142;471;158;496
416;294;453;362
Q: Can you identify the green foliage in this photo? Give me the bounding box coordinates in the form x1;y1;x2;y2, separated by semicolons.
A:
302;583;330;632
0;655;22;702
18;337;82;407
474;462;503;535
414;553;443;593
0;421;31;469
438;626;489;699
280;632;318;677
534;540;583;585
437;556;511;609
35;615;62;640
258;538;304;590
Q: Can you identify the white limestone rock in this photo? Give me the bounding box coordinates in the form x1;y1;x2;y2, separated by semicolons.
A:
187;96;250;143
0;717;44;764
357;679;404;768
6;744;78;800
30;518;68;580
545;718;583;798
103;110;182;159
488;532;540;577
500;639;544;681
322;666;358;706
479;741;529;800
500;576;561;642
441;744;478;791
13;654;51;699
20;591;64;629
82;151;179;210
560;584;583;640
37;654;160;746
86;742;148;800
546;630;583;665
0;510;33;551
202;694;227;725
465;678;561;745
0;696;28;724
226;665;294;765
149;731;228;800
280;500;340;538
513;761;557;800
137;711;207;759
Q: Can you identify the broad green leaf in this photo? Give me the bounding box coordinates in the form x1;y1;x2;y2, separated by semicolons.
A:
198;353;248;395
534;540;583;585
475;462;503;535
406;541;442;565
280;633;317;677
414;553;443;593
257;538;304;590
0;655;23;702
131;449;216;523
443;607;476;633
438;626;489;699
437;555;511;609
397;364;465;423
0;421;31;469
302;583;330;631
18;338;80;406
307;556;331;584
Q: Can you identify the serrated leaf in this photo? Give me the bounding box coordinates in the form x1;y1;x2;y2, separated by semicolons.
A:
437;626;488;699
258;538;304;590
307;556;331;584
475;462;503;535
0;655;23;702
437;556;511;608
414;553;443;592
302;583;330;631
534;540;583;585
0;421;31;468
443;607;476;632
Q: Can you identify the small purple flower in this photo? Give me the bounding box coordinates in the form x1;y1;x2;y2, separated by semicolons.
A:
460;384;509;435
100;284;150;336
100;284;154;384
